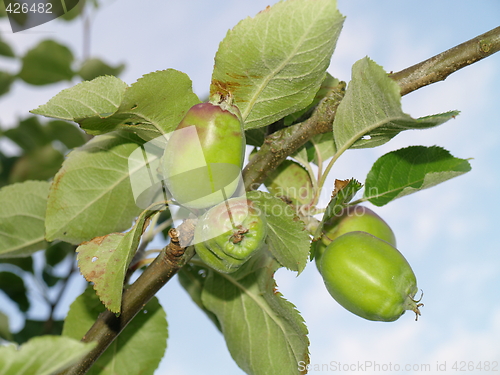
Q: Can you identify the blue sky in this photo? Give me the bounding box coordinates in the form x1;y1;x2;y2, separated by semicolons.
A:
1;1;500;374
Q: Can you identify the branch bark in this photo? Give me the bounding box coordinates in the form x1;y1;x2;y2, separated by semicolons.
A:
243;83;345;191
64;25;500;374
390;26;500;96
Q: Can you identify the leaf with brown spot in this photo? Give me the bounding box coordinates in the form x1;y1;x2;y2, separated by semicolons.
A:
210;0;344;130
333;179;350;195
76;207;162;313
77;233;125;312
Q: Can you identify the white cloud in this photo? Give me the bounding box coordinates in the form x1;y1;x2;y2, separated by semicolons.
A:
442;261;499;295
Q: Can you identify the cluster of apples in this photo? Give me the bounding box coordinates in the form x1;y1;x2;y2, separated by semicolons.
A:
162;103;423;321
162;102;267;273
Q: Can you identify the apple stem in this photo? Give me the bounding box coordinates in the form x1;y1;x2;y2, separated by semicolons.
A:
222;198;238;230
230;226;249;244
406;291;424;321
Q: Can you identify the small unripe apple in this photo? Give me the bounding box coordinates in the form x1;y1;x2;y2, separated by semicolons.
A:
320;231;422;322
194;197;267;273
314;205;396;273
162;102;244;209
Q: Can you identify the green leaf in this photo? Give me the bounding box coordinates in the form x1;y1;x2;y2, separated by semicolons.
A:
291;144;313;166
0;256;34;273
78;58;125;81
202;259;309;375
245;127;268;147
0;0;6;17
3;117;51;152
13;319;64;344
30;75;128;123
0;180;49;257
0;335;95;375
283;73;340;126
0;71;15;96
18;40;74;85
310;132;335;165
0;154;17;189
312;178;363;243
247;191;310;273
0;38;15;57
178;263;221;331
264;160;315;206
0;271;29;312
46;120;87;149
3;122;65;180
9;145;64;183
210;0;344;129
98;69;200;140
32;70;200;140
45;131;144;244
0;311;12;341
58;0;85;21
364;146;471;206
42;266;60;287
63;286;168;375
45;241;73;267
333;57;459;152
77;206;161;313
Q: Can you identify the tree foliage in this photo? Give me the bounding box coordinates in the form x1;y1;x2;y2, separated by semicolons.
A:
0;1;499;374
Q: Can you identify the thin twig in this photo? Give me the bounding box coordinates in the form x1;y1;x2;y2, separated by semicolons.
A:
390;26;500;96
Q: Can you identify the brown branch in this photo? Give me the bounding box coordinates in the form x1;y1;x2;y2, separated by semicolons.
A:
58;220;196;375
390;26;500;96
243;26;500;190
243;83;345;191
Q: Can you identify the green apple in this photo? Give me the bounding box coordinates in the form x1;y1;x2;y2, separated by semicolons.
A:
320;231;422;322
162;102;244;209
314;205;396;273
194;197;267;273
